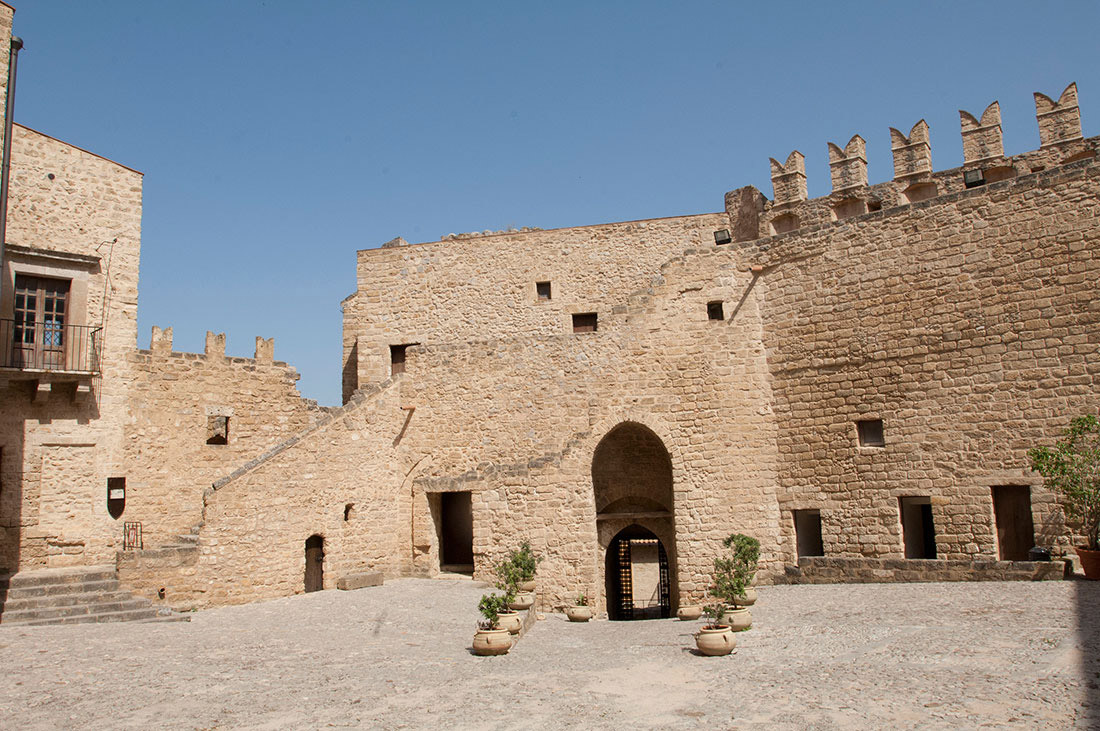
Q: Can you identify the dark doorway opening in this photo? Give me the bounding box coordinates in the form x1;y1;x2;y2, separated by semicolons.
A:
305;534;324;593
793;509;824;558
992;485;1035;561
439;491;474;573
899;497;937;559
605;525;670;621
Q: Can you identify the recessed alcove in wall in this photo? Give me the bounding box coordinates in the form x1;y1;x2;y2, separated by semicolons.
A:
901;182;938;204
707;301;724;321
856;419;885;447
831;198;867;221
206;416;228;445
770;212;800;235
984;165;1017;183
572;312;598;333
1063;150;1096;164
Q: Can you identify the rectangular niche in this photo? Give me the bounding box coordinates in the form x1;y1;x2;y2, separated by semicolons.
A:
206;415;229;445
856;419;885;448
572;313;598;333
536;281;552;300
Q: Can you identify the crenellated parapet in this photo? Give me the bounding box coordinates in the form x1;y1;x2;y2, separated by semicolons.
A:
139;326;287;367
742;82;1096;241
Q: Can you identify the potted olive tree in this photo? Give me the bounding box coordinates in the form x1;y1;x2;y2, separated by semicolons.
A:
694;603;735;656
1029;415;1100;578
498;542;540;609
565;593;593;622
472;593;513;656
713;533;760;631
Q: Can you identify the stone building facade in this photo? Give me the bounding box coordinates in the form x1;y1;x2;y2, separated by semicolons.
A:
1;0;1097;616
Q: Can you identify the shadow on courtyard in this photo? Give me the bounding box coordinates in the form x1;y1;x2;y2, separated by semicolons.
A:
1076;577;1100;726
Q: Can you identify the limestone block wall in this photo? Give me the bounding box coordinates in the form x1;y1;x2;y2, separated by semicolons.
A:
180;380;413;607
341;212;730;401
1;123;143;571
751;157;1100;564
121;328;326;546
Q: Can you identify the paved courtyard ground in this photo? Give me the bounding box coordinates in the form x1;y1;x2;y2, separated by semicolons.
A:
1;578;1097;729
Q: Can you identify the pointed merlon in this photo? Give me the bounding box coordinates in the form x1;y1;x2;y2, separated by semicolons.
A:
960;102;1003;165
828;135;867;193
769;150;807;205
1035;82;1082;148
890;120;932;180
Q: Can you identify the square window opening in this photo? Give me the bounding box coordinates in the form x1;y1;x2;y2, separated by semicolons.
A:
707;301;724;321
536;281;552;300
206;415;229;445
856;419;885;448
390;343;418;376
572;313;598;333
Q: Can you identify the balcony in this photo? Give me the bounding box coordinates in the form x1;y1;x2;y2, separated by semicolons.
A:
0;319;102;402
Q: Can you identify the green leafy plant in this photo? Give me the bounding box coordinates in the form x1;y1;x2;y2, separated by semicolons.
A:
1028;415;1100;550
478;592;510;630
711;533;760;610
575;593;588;607
509;541;541;582
494;559;520;601
702;602;726;629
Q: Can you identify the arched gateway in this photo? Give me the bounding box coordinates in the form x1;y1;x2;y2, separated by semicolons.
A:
592;422;677;620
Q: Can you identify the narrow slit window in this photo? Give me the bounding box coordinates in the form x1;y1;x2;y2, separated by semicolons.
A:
572;313;598;333
707;301;724;321
536;281;552;301
856;419;885;447
344;503;354;522
206;415;229;445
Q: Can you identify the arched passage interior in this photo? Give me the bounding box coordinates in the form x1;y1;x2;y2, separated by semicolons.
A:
592;421;677;620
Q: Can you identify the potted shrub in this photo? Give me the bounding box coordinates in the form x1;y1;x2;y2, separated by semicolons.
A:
511;541;541;592
472;593;512;656
694;603;735;656
1029;415;1100;578
565;593;593;622
713;533;760;631
498;542;539;608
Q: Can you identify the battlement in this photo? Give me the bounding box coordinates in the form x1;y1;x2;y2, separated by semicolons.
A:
143;326;289;369
732;82;1097;243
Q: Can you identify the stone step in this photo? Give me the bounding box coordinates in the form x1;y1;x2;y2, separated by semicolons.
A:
0;597;155;624
1;589;135;613
1;578;121;601
174;533;199;545
17;606;164;626
2;565;117;590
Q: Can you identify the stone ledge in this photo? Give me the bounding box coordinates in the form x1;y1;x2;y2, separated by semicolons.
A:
783;556;1068;584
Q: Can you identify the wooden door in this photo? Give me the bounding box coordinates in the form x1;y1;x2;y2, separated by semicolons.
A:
993;486;1034;561
305;535;324;592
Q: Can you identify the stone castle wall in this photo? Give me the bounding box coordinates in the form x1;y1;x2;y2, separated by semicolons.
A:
121;327;327;546
0;121;143;570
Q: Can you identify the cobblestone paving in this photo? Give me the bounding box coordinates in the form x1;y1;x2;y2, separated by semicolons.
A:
1;578;1097;729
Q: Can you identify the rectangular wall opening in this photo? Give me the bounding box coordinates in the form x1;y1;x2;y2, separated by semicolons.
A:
856;419;885;447
389;343;419;376
572;312;598;333
899;496;937;559
439;491;474;574
992;485;1035;561
707;301;724;321
206;416;228;445
536;281;552;300
793;509;824;559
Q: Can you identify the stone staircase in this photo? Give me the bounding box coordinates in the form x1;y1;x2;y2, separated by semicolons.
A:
0;564;186;626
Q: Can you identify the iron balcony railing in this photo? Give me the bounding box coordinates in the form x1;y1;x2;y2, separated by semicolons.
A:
0;318;102;373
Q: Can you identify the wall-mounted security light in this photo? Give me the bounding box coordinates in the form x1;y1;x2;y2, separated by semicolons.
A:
713;229;732;245
963;168;985;189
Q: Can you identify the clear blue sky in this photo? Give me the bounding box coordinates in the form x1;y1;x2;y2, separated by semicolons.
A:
10;1;1099;405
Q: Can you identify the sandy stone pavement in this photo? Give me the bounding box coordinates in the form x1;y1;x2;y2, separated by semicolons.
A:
0;578;1097;729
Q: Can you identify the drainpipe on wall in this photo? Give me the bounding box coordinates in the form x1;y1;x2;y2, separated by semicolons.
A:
0;34;23;293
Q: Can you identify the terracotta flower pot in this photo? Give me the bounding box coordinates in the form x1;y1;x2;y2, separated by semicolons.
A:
517;579;536;592
509;591;535;610
677;606;703;621
740;587;758;606
496;611;522;634
695;625;736;656
722;607;752;631
565;605;592;622
1077;547;1100;579
472;628;512;656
